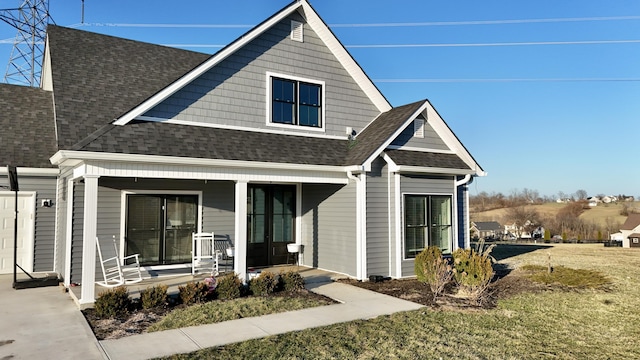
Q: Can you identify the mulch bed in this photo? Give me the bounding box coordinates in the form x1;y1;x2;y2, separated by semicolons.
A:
83;289;334;340
339;268;546;310
84;269;548;340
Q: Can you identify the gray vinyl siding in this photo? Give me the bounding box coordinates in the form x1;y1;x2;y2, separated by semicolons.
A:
143;13;380;137
399;174;455;277
366;158;389;277
301;182;357;276
390;116;449;150
14;175;58;272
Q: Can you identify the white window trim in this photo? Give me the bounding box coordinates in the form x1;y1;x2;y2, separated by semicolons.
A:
401;191;454;261
265;71;326;133
119;190;203;270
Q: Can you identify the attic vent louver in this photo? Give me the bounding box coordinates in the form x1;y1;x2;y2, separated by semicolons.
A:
414;118;425;138
291;20;303;42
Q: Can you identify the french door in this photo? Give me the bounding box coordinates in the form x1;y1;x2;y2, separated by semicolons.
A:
247;185;295;267
125;194;198;266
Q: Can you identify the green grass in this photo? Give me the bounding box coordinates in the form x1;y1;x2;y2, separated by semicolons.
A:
148;295;332;332
158;244;640;359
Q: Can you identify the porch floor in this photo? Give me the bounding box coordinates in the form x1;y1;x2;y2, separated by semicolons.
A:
68;265;346;306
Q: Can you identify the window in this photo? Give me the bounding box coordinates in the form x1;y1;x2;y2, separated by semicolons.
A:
270;75;322;128
404;194;452;258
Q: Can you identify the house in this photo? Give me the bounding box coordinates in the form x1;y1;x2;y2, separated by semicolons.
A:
620;213;640;248
470;221;502;240
0;0;484;305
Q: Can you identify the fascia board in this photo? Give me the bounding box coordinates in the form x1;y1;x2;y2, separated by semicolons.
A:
113;1;303;126
361;100;430;169
0;167;59;177
300;1;391;113
50;150;349;173
394;166;475;176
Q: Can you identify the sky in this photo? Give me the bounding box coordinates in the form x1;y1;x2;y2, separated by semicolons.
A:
1;0;638;198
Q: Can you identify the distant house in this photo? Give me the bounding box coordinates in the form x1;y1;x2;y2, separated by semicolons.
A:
470;221;502;240
588;197;601;207
620;213;640;248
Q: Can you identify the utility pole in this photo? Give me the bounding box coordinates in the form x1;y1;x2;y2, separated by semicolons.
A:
1;0;53;87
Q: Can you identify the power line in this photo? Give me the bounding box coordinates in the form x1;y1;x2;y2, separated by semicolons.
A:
155;39;640;49
347;40;640;48
373;78;640;83
76;15;640;29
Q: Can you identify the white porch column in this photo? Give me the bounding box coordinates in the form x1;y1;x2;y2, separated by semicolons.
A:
79;175;99;304
63;179;74;287
234;180;248;282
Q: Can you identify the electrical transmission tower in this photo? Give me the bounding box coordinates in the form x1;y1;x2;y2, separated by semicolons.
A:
1;0;53;87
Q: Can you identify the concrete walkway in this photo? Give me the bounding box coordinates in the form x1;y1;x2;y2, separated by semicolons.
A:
0;272;424;360
0;274;104;360
99;281;424;360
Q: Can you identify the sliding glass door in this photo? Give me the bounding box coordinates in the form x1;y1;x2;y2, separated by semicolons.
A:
126;194;198;266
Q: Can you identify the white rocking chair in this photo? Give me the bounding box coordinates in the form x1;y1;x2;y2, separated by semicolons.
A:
192;232;221;276
96;236;143;287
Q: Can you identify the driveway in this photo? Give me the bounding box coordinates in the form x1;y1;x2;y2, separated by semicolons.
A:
0;274;104;359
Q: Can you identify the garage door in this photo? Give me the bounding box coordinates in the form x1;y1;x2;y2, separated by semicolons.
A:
0;192;35;274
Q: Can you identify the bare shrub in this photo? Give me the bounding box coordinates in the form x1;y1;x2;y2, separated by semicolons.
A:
415;246;453;302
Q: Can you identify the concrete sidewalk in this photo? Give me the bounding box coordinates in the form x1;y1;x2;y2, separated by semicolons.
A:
0;274;105;360
99;281;424;360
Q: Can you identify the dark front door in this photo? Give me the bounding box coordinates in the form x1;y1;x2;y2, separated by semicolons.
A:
125;194;198;266
247;185;295;267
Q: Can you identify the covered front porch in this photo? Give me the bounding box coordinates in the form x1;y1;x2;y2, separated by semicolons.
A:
68;265;346;307
54;153;360;305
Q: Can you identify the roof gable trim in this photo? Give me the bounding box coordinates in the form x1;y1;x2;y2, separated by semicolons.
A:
114;0;391;126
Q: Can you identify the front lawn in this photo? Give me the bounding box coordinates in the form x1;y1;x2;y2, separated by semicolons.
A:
159;244;640;359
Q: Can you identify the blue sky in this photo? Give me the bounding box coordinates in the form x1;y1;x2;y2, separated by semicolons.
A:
1;0;638;198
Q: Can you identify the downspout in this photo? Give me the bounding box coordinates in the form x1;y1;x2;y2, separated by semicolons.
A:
455;174;473;250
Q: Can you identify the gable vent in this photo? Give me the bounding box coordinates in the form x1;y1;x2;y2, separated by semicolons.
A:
414;118;425;138
291;20;303;42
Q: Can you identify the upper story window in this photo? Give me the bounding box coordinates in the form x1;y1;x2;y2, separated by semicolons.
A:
268;72;324;130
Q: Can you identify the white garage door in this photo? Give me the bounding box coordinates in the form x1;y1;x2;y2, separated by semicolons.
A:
0;192;35;274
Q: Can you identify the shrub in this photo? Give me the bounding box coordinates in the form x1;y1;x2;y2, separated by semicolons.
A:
414;246;452;301
280;270;305;292
178;281;209;305
452;247;494;304
140;284;168;309
216;273;243;300
94;286;131;318
249;271;278;296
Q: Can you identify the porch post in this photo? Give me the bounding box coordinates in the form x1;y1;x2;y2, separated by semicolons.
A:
234;181;248;282
63;179;74;286
79;175;99;304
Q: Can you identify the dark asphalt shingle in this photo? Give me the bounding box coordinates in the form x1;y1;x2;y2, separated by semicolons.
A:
0;83;56;168
384;149;470;170
47;25;211;150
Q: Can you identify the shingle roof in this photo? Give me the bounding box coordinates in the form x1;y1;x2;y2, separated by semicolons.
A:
74;122;350;166
621;213;640;230
384;149;471;170
47;25;210;149
45;26;473;172
345;100;424;165
472;221;502;231
0;83;56;168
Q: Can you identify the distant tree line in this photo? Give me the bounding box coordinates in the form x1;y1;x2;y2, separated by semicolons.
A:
471;188;631;241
